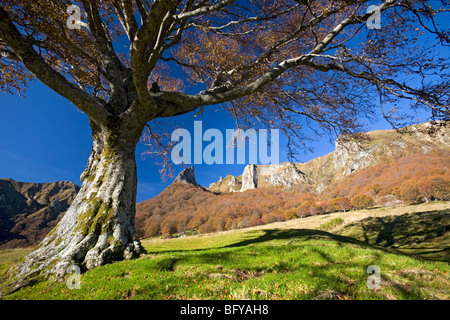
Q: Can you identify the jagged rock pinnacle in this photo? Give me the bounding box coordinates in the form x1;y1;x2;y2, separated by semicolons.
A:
174;166;198;186
240;164;257;192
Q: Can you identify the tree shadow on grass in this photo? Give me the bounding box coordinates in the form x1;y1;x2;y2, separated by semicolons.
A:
224;228;381;250
147;228;407;258
340;209;450;263
146;219;449;266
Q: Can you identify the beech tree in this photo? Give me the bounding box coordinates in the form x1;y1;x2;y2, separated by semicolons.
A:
1;0;449;291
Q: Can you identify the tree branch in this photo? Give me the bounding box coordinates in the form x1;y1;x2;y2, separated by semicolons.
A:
130;0;179;100
173;0;235;21
80;0;128;107
0;48;20;61
152;0;401;119
114;0;139;41
135;0;149;24
0;5;107;121
301;59;447;113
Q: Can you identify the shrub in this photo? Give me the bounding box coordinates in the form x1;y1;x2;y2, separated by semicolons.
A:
418;180;433;202
371;184;382;195
429;177;450;200
330;197;352;212
378;189;392;197
161;217;178;238
351;194;374;209
399;181;421;204
298;201;315;217
145;215;163;237
309;203;322;215
318;201;330;214
283;208;298;220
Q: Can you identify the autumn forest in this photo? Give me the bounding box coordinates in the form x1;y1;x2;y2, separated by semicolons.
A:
136;148;450;239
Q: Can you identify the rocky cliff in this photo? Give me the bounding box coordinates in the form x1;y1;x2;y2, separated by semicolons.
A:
0;179;79;248
174;166;198;186
3;122;447;246
240;164;258;192
208;121;450;194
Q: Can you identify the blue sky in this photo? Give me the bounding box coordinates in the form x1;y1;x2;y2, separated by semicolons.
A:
1;1;445;202
0;80;331;201
0;79;430;202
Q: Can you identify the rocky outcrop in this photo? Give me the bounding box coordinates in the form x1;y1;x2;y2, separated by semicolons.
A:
260;162;308;188
226;175;240;192
174;166;198;186
208;174;242;192
332;136;377;178
240;164;257;192
0;179;79;248
330;121;450;179
207;121;450;194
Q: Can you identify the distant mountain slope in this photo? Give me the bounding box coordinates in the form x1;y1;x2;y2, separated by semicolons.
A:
135;176;302;239
324;148;450;199
2;121;449;244
136;121;449;238
208;121;450;194
0;179;79;248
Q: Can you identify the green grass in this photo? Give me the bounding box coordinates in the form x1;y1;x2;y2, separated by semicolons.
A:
0;248;33;278
318;217;344;231
1;203;449;300
2;227;449;300
338;209;450;262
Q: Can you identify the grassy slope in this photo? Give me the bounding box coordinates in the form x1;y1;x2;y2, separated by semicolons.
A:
1;202;449;300
337;209;449;262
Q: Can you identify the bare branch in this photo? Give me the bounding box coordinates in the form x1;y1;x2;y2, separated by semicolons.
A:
0;48;20;61
157;1;396;110
301;59;447;114
399;1;450;45
0;5;107;121
80;0;128;108
173;0;235;21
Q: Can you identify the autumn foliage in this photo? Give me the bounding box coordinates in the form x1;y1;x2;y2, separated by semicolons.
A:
136;184;297;238
135;184;364;239
327;149;450;203
351;194;375;209
136;148;450;239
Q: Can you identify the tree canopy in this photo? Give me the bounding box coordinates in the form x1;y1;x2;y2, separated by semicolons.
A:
1;0;448;145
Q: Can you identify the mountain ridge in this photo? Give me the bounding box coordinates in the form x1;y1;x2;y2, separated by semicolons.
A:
135;120;450;238
1;121;449;243
0;179;79;248
208;120;450;194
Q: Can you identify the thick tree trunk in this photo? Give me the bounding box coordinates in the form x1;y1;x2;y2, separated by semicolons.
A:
4;119;145;292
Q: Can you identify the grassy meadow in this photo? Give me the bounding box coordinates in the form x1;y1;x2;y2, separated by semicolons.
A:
1;202;449;300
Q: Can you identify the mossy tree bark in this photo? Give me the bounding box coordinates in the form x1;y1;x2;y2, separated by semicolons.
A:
5;117;145;291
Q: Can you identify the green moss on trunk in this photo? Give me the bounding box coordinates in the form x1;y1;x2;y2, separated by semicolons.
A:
73;195;116;237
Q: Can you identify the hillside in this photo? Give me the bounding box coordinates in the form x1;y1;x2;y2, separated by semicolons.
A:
136;121;450;238
1;121;449;245
336;208;450;262
2;202;449;300
135;182;303;238
0;179;79;248
325;148;450;199
208;121;450;194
